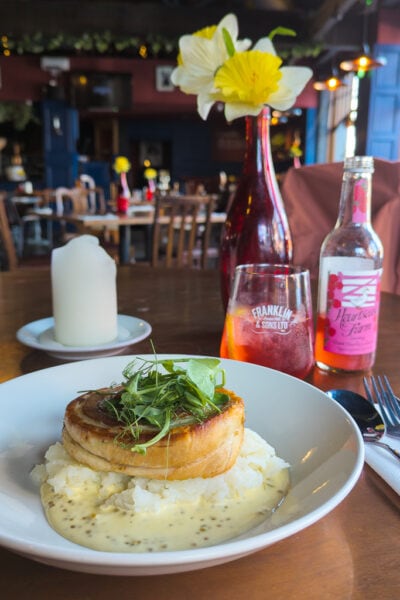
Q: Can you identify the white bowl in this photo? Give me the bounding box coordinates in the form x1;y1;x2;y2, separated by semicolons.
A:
0;355;363;575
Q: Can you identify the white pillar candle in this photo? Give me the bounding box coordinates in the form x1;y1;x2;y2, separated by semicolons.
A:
51;235;118;346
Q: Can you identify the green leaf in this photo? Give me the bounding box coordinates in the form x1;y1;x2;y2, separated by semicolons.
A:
101;356;229;454
268;27;297;41
186;359;219;401
222;27;235;57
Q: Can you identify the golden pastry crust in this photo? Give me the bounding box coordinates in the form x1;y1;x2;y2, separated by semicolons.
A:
62;388;245;480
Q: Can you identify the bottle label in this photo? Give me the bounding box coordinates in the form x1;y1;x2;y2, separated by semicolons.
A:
353;179;368;223
323;268;381;355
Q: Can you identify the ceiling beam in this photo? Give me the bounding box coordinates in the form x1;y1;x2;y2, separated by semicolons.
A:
309;0;361;40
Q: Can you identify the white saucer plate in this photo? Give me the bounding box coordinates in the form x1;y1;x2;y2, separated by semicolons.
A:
16;315;152;360
0;355;364;575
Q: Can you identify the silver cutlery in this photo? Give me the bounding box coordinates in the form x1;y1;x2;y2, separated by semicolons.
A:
363;375;400;440
327;388;400;461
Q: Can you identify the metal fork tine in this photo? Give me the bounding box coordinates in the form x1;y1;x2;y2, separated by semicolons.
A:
364;375;400;439
375;375;398;427
363;377;375;407
382;375;400;421
370;376;394;427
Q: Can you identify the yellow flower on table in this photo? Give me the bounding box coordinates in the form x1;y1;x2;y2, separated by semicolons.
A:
144;167;157;180
171;13;312;122
113;156;131;174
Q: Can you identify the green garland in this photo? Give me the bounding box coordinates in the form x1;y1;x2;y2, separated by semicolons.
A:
0;101;38;130
1;31;322;61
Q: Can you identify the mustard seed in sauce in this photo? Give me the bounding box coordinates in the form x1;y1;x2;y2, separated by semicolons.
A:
35;429;290;553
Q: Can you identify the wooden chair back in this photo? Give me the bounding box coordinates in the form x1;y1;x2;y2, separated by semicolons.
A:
151;194;216;268
54;187;92;216
79;175;106;214
0;192;18;270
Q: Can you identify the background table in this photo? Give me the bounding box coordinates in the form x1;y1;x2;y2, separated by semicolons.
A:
0;266;399;599
32;210;227;264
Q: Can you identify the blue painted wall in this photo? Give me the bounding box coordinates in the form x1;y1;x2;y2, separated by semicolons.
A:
367;44;400;159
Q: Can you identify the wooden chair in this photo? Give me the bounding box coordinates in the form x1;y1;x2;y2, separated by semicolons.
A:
6;188;54;256
151;194;216;268
53;186;119;259
54;186;93;216
52;187;90;243
0;192;52;270
79;174;107;214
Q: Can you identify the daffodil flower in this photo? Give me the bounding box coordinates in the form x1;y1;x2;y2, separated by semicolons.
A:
113;156;131;174
170;13;251;119
172;15;313;122
144;167;158;180
211;36;313;121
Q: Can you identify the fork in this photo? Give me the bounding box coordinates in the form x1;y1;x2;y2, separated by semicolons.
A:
363;375;400;439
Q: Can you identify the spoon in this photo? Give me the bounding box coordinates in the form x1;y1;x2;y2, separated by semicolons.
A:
327;389;400;461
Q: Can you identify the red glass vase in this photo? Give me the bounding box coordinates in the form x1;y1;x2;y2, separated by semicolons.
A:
219;107;293;309
117;171;131;214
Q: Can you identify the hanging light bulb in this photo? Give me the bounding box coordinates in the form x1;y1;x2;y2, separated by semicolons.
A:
313;74;347;92
340;50;386;73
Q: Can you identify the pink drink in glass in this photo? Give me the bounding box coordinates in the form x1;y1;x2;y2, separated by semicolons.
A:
220;264;314;380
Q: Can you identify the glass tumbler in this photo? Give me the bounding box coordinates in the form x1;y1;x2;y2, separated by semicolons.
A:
220;264;314;379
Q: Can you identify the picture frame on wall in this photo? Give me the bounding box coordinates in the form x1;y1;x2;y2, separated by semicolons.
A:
155;66;174;92
139;141;163;167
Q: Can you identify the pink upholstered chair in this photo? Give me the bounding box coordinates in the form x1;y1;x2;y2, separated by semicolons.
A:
281;159;400;294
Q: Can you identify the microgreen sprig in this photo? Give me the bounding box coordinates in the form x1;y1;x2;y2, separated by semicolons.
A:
101;357;229;454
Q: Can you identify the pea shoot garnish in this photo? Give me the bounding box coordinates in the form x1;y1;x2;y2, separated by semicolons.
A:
101;357;230;454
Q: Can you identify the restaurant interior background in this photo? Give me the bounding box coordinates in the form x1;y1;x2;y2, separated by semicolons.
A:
0;0;398;198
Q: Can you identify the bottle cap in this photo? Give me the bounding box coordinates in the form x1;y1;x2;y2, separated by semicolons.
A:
344;156;374;173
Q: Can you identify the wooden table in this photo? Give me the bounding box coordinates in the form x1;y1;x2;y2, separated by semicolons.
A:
32;210;227;264
0;266;399;599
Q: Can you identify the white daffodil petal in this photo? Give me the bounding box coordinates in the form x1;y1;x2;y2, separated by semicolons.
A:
173;35;225;94
224;102;263;122
197;93;215;121
170;66;180;86
217;13;239;39
253;37;277;55
237;38;253;52
180;35;221;72
170;65;213;95
280;66;313;90
267;66;312;110
213;16;242;62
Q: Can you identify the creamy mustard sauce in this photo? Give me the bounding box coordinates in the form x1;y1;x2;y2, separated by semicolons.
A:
40;469;289;552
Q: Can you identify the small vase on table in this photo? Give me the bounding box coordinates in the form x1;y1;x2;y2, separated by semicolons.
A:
168;12;312;309
117;171;131;215
219;107;293;309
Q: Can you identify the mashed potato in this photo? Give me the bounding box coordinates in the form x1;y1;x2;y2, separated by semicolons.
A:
32;428;290;552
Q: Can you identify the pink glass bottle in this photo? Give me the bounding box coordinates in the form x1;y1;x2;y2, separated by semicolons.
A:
315;156;383;372
219;107;293;309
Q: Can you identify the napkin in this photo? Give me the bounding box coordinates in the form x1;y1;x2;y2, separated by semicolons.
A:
364;434;400;494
